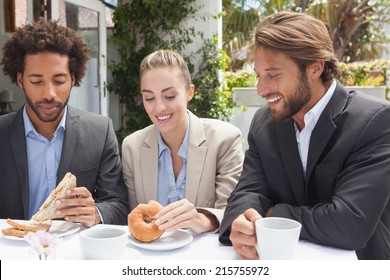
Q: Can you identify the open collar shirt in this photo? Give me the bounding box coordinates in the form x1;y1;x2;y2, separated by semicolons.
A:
24;105;67;218
157;117;190;206
295;80;336;176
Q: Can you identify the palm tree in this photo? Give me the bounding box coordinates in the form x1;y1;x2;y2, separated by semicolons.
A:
222;0;259;70
223;0;390;69
308;0;389;62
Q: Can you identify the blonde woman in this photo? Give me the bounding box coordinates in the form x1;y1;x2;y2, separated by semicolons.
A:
122;50;244;234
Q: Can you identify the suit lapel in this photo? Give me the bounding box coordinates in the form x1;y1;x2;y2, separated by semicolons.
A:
305;118;336;183
305;82;348;183
141;127;159;202
275;118;306;205
185;112;207;203
10;109;29;218
57;107;79;183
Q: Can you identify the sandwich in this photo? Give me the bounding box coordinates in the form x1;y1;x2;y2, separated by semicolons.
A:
1;173;77;238
1;218;52;238
31;172;77;222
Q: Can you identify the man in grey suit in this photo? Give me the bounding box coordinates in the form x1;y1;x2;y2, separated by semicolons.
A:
0;18;129;227
219;11;390;260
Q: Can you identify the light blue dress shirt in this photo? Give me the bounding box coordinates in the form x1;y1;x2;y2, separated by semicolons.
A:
24;105;66;218
157;121;190;206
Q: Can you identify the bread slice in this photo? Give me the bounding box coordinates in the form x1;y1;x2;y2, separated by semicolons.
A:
6;218;52;232
2;228;29;238
1;219;52;238
31;172;77;222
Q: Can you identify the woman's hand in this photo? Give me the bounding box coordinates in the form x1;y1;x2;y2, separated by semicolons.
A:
154;199;218;234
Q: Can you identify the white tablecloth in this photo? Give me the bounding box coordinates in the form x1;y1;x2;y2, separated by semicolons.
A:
0;219;356;260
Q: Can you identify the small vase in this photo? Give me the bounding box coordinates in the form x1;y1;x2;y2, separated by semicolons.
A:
39;253;48;260
29;249;55;260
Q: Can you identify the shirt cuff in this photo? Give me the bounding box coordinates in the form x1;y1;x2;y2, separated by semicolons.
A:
95;206;105;224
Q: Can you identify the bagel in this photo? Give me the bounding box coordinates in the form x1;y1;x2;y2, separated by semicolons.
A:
128;200;164;242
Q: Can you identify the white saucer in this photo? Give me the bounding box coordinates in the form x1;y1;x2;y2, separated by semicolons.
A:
128;230;193;251
2;220;80;241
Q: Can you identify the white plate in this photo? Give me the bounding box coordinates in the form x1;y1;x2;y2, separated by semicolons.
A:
128;230;193;251
65;247;142;260
1;220;80;241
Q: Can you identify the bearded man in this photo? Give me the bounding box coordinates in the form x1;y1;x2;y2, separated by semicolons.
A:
219;11;390;260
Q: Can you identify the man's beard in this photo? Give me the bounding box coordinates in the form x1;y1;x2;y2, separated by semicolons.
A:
25;92;69;123
270;71;312;122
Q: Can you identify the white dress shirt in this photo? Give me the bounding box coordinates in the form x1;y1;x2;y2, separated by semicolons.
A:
295;80;336;175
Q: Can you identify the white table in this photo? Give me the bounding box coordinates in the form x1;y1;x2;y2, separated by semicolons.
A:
0;219;356;260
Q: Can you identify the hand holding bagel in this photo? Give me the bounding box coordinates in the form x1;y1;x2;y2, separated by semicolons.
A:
154;199;219;234
127;199;219;243
128;200;164;242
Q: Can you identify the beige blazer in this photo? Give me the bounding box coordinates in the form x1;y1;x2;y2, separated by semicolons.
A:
122;111;244;226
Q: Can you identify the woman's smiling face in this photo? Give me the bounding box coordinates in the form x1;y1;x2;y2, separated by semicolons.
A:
141;67;194;137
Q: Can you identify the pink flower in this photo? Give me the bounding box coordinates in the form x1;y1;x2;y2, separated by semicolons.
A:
25;231;59;259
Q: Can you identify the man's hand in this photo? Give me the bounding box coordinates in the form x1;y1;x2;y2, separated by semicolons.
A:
55;187;100;227
229;208;262;259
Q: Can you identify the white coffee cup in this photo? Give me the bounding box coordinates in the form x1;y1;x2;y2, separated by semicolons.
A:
255;217;302;260
79;227;128;260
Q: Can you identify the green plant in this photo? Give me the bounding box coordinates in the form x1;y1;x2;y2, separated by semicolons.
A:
308;0;390;62
338;60;389;86
189;36;233;120
338;60;389;94
222;0;390;69
109;1;232;142
223;70;257;88
224;59;390;97
222;70;258;112
222;70;257;99
222;0;259;70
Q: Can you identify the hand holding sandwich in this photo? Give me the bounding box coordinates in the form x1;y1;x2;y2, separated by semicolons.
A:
32;173;101;228
55;187;101;228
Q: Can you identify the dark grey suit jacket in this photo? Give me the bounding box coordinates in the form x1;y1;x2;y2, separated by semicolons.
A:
0;106;129;225
219;82;390;260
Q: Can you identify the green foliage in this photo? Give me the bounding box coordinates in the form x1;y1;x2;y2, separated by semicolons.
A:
189;36;233;120
222;70;258;112
222;0;259;70
338;60;389;97
108;0;199;139
222;0;390;69
108;0;229;141
224;60;389;88
222;60;390;99
307;0;390;62
223;70;257;89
